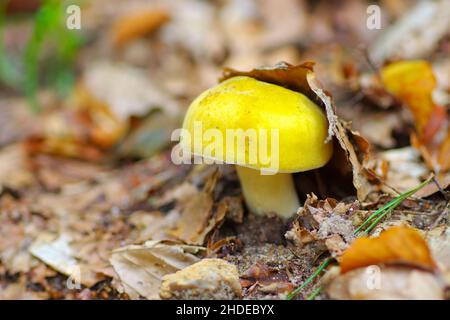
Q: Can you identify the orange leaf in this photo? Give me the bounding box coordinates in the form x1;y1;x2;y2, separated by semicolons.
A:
382;60;450;172
340;226;436;273
381;60;440;139
111;9;170;47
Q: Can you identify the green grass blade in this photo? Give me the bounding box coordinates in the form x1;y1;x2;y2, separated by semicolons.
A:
286;257;332;300
355;177;432;236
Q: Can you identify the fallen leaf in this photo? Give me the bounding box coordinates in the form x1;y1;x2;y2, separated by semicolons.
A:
111;9;170;48
370;0;450;62
426;226;450;278
239;261;292;294
82;61;179;120
160;258;241;299
110;240;203;299
382;60;450;172
29;233;103;287
285;194;357;257
170;168;232;245
328;266;444;300
340;226;436;273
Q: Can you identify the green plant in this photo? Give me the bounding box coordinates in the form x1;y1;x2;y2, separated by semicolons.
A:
0;0;83;112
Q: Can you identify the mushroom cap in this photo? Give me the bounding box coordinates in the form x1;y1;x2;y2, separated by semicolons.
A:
180;76;333;173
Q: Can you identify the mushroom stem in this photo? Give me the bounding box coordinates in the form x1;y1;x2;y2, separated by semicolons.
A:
235;165;300;218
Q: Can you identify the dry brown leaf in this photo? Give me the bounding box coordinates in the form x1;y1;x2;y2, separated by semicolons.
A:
340;226;436;273
111;9;170;48
285;193;357;257
29;233;105;287
170;168;235;245
239;261;293;294
110;240;203;299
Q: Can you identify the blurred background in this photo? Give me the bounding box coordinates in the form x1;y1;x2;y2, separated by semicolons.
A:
0;0;448;161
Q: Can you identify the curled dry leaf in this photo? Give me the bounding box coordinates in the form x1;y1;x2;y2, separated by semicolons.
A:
82;61;179;120
110;240;203;299
221;62;376;201
340;226;436;273
170;168;243;245
29;233;104;287
239;261;293;295
24;86;125;161
285;193;357;258
111;8;170;48
381;60;450;173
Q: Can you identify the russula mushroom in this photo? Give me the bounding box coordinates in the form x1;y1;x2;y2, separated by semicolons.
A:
180;76;333;218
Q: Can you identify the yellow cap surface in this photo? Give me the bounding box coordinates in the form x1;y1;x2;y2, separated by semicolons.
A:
181;76;333;173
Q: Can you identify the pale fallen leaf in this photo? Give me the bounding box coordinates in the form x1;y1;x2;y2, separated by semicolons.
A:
29;233;103;287
110;240;203;299
426;226;450;280
370;0;450;62
83;61;179;120
328;266;444;300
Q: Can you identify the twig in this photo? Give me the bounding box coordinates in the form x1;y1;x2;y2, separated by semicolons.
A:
429;201;449;230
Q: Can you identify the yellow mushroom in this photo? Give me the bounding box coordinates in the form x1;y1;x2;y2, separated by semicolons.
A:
180;76;333;218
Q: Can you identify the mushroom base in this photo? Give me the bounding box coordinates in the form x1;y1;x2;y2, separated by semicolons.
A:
235;166;300;218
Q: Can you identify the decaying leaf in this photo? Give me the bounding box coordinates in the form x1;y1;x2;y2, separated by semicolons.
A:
340;226;436;273
0;144;34;190
221;62;376;201
111;9;170;48
239;261;293;295
169;168;242;245
29;233;104;287
328;266;444;300
82;61;179;119
110;240;203;299
285;194;357;258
